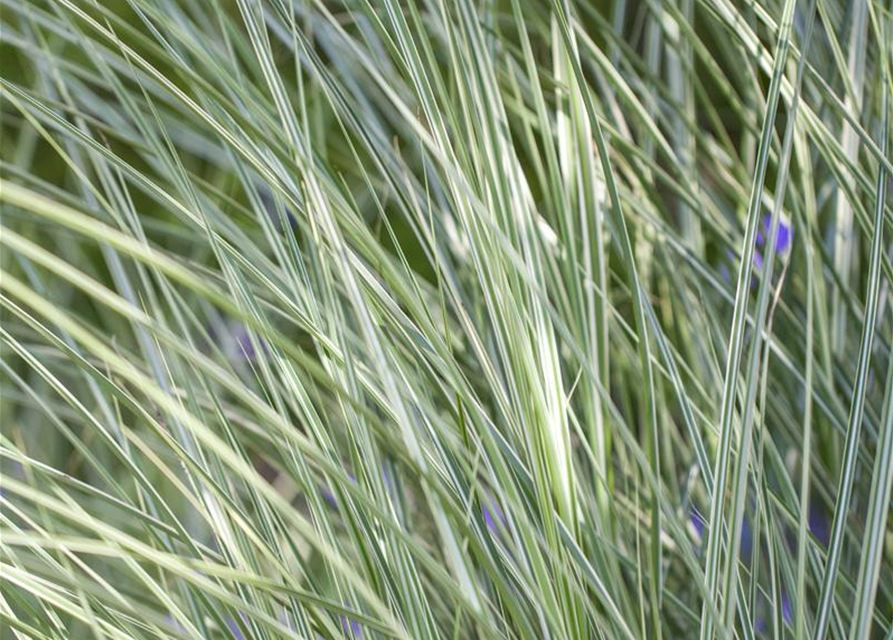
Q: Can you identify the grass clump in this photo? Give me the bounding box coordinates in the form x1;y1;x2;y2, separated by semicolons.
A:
1;0;891;639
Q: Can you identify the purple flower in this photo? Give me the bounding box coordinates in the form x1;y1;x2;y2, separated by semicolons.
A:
320;473;356;509
756;591;792;633
482;506;498;533
689;508;751;559
690;508;707;540
756;213;793;256
164;615;186;633
740;515;753;558
719;249;760;289
336;601;363;639
216;321;267;363
755;616;767;634
749;214;793;289
341;615;363;639
259;188;297;231
720;250;736;283
782;591;792;625
720;215;792;291
482;497;506;536
320;485;338;509
235;325;258;361
226;617;247;640
753;250;764;272
719;264;731;283
809;504;830;547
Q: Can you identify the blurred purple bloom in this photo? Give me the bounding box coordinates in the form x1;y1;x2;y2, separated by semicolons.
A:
165;615;186;633
336;601;363;639
755;616;767;634
233;324;264;361
260;188;297;231
690;508;751;559
482;506;497;533
809;504;830;547
720;215;792;291
776;222;792;253
753;250;764;272
756;214;793;255
215;321;267;363
381;465;397;497
720;249;760;289
482;497;506;536
320;485;338;509
782;591;792;625
235;328;256;360
740;515;753;558
749;214;793;289
320;473;356;509
719;264;731;283
690;508;707;540
341;615;363;639
757;591;792;633
226;617;247;640
720;250;736;283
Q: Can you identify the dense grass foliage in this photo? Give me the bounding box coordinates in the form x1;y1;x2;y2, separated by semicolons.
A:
1;0;891;638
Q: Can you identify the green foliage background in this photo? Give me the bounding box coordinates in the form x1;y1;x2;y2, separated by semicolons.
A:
0;0;891;639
